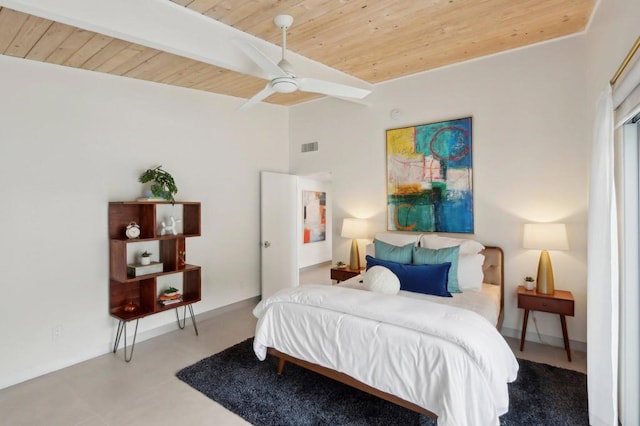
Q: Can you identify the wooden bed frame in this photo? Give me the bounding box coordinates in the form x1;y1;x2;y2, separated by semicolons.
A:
267;246;504;419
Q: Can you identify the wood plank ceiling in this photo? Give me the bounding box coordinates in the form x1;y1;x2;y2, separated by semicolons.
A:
0;0;594;107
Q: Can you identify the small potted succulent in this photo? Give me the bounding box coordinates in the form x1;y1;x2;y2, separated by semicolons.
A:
336;261;347;269
524;276;535;291
140;250;152;265
164;286;179;297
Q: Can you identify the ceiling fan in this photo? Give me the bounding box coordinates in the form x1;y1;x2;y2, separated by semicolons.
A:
232;14;371;111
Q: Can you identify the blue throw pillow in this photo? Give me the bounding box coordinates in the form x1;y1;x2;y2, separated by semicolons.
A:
413;245;461;293
366;255;452;297
374;239;413;264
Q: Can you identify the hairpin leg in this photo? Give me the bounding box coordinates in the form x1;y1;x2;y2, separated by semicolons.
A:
113;320;124;353
113;320;139;362
176;306;187;329
175;304;199;336
188;304;199;336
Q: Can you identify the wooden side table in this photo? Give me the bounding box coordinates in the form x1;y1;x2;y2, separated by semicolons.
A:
330;266;362;283
517;286;575;361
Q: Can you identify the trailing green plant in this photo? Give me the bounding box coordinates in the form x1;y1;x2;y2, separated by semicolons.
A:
139;165;178;203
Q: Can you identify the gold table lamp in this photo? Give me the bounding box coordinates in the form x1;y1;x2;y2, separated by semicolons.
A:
523;223;569;294
341;218;368;270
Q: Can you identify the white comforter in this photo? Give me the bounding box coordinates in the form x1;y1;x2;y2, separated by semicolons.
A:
253;285;519;426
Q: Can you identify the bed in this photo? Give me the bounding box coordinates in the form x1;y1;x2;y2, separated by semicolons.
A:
253;233;518;425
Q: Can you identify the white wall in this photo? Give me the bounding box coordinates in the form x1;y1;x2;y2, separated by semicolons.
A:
0;55;288;389
290;35;590;347
585;0;640;108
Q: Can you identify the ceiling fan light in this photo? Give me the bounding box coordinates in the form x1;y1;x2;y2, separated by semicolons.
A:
271;78;298;93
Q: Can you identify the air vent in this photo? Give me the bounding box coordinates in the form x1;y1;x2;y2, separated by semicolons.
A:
301;141;318;153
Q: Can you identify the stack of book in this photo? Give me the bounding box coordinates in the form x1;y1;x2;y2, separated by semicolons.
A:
159;292;182;306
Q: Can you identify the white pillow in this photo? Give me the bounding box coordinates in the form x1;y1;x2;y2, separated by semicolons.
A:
363;266;400;295
373;232;420;247
458;254;485;291
419;234;484;256
365;243;375;257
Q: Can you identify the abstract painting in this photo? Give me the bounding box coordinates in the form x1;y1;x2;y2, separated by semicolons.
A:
386;117;473;233
302;191;326;243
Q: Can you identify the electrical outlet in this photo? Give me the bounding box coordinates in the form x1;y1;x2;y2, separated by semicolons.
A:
52;325;63;341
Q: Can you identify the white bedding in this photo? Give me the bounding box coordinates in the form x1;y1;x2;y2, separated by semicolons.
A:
253;285;518;426
339;276;501;325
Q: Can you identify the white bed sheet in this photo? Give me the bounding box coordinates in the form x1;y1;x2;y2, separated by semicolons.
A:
253;285;518;426
338;275;501;326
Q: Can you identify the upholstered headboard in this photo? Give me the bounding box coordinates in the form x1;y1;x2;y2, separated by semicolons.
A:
481;246;504;329
480;246;503;287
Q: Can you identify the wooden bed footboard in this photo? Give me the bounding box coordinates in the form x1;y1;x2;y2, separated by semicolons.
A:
266;347;437;419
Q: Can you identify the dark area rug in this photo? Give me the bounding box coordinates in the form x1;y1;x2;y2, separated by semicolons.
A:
176;338;588;425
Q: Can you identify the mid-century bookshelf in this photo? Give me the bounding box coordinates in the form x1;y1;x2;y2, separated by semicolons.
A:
108;201;201;361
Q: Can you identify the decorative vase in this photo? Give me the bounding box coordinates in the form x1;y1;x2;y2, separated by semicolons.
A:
123;299;138;312
141;256;151;265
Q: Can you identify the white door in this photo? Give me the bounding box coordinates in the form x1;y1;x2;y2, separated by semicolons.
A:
260;171;299;300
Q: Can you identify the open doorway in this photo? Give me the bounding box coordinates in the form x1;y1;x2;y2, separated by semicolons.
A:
298;173;333;285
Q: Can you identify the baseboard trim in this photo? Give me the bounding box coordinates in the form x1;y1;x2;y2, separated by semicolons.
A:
0;296;261;391
133;296;260;343
299;261;332;272
501;326;587;353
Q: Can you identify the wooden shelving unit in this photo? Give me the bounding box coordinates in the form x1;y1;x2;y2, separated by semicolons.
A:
108;201;201;361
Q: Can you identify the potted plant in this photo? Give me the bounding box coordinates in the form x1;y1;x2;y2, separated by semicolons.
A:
524;276;535;290
336;261;347;269
139;165;178;204
140;250;152;265
164;286;179;297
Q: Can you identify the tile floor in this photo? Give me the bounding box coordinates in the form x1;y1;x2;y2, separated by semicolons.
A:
0;263;586;425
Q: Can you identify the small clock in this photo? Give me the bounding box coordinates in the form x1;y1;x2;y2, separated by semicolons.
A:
125;222;140;239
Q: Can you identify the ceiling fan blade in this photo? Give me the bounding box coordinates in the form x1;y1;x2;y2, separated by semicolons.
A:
232;38;288;80
239;83;276;111
297;77;371;99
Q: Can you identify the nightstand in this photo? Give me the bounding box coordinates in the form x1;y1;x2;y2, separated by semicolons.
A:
330;267;362;283
517;286;575;361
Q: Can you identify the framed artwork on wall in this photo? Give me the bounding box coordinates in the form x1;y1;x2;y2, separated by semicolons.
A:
302;190;326;243
386;116;473;233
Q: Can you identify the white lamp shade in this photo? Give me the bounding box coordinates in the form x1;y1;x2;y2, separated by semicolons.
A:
341;218;368;239
523;223;569;250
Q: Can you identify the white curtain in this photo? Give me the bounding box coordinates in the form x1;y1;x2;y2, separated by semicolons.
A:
587;86;619;426
613;45;640;425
